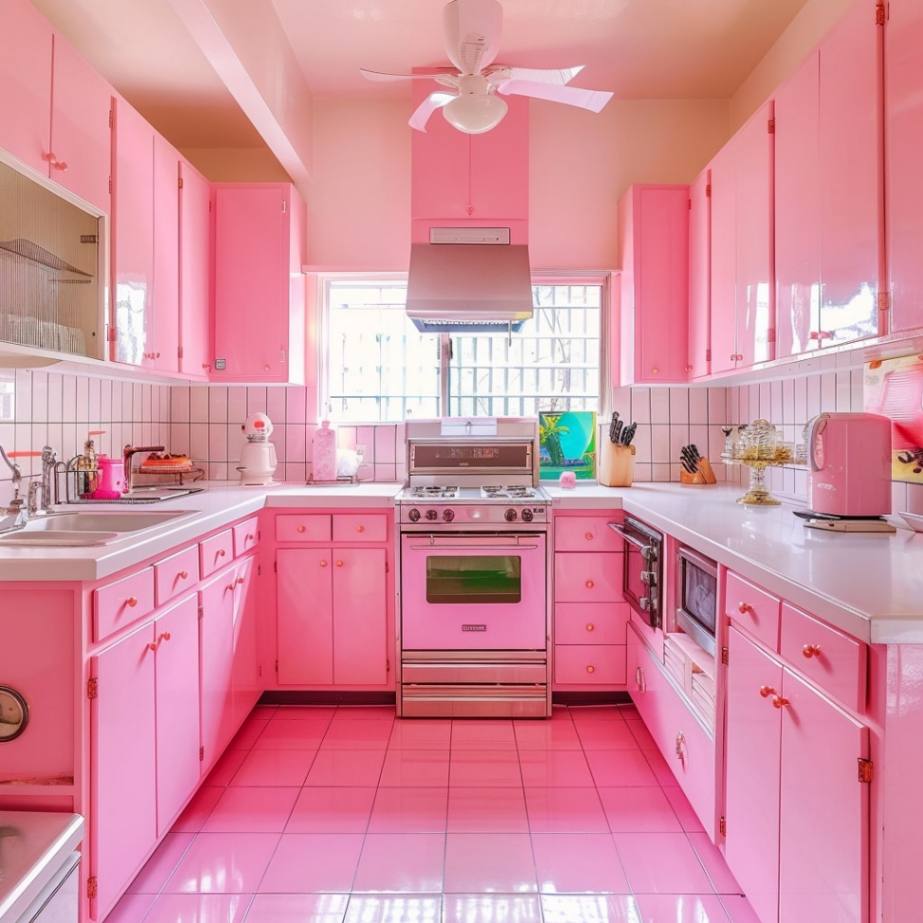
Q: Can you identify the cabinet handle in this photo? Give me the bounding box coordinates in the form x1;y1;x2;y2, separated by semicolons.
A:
584;531;594;541
297;525;306;534
684;364;693;373
771;695;790;709
236;576;245;585
675;732;687;769
356;524;366;533
147;640;160;652
217;549;226;558
226;583;236;593
635;666;645;691
802;644;822;659
246;533;255;543
759;685;776;698
126;596;138;608
737;601;754;616
158;631;172;643
320;559;328;568
586;664;596;674
585;579;595;589
177;570;189;581
585;623;595;633
336;560;344;568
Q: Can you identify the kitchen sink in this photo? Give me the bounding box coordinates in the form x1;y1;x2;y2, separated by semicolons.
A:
0;509;198;546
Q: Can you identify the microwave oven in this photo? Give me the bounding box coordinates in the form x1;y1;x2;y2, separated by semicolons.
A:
675;546;718;655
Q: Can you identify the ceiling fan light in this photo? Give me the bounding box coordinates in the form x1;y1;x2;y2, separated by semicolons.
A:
443;92;508;134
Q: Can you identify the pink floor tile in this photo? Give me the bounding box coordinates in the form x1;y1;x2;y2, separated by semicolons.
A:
569;707;628;724
353;834;446;892
576;721;643;751
128;832;196;893
513;718;582;751
388;719;452;750
447;787;529;834
272;706;338;720
305;749;386;787
145;893;251;922
585;749;658;787
252;705;278;718
450;750;522;787
635;893;730;922
598;787;683;833
322;720;395;750
642;749;679;788
229;717;270;751
519;750;594;787
330;706;395;722
286;787;376;834
255;719;331;750
164;832;279;894
258;834;364;893
541;894;641;923
451;720;517;750
379;749;450;787
245;893;348;922
231;749;316;787
531;834;630;894
106;893;157;922
524;788;609;834
624;718;658;752
173;786;224;832
719;894;762;923
613;833;713;895
688;832;742;894
344;894;441;923
368;787;449;833
203;786;300;833
206;749;249;786
444;834;537;893
662;787;705;833
444;894;543;923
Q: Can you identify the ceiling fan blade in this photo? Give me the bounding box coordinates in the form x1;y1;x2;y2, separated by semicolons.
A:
409;92;456;132
496;79;613;113
487;65;584;86
360;68;452;82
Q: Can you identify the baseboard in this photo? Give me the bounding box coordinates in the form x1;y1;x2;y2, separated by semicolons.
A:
552;690;633;707
259;690;397;706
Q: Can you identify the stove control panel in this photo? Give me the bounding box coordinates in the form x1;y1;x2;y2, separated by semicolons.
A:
400;504;548;525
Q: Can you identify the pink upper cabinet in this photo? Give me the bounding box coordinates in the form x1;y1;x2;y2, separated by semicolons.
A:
112;96;154;366
0;0;52;176
212;183;306;383
49;34;113;213
618;184;690;385
709;144;737;375
179;160;212;378
775;50;821;359
150;135;180;373
816;0;882;347
688;168;711;378
886;0;923;334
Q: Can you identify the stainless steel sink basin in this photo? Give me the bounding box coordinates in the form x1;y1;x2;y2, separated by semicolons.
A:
0;509;198;546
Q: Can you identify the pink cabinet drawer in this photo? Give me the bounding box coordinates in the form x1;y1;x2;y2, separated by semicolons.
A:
94;567;155;640
555;602;630;645
199;530;234;578
275;514;332;543
333;514;388;543
555;516;623;552
555;644;626;685
554;553;623;603
726;570;781;650
233;517;259;557
154;546;199;606
780;604;866;711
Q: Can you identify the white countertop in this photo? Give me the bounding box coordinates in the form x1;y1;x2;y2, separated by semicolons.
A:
0;811;83;921
547;482;923;645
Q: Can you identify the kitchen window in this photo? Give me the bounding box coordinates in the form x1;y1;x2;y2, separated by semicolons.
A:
322;277;603;422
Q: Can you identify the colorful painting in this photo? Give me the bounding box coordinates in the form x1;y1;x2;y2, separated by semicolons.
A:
864;354;923;484
538;411;597;480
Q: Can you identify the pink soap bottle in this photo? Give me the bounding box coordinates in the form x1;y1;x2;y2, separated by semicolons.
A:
312;419;337;482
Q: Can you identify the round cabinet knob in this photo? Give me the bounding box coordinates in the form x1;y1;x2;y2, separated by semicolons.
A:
246;533;255;543
53;159;68;172
586;664;596;674
504;508;518;522
585;623;595;633
320;559;328;568
585;579;595;589
356;524;365;533
802;644;822;659
651;367;660;375
178;570;189;580
759;685;776;698
771;695;790;709
425;509;438;521
442;509;455;522
737;601;754;616
148;641;159;652
297;525;306;533
217;549;226;558
335;560;344;568
408;508;421;523
521;508;534;522
126;596;138;608
237;576;245;585
585;532;594;541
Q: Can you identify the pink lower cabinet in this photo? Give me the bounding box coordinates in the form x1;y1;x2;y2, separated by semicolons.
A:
332;548;388;685
231;556;261;726
153;594;200;835
90;622;157;920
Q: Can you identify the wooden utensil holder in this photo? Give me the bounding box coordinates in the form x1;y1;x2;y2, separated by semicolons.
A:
599;442;636;487
680;457;718;485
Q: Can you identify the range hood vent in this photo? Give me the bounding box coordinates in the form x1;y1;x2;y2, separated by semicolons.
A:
406;234;533;333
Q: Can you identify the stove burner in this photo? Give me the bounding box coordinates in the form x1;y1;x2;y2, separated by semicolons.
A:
481;485;538;499
408;485;459;499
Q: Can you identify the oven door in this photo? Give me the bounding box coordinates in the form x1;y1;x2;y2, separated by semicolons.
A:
401;534;547;650
609;520;662;629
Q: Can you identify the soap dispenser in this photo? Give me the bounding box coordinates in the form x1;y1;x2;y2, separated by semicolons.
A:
312;419;338;483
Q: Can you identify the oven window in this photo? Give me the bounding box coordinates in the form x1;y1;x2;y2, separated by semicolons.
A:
426;556;522;604
683;560;717;632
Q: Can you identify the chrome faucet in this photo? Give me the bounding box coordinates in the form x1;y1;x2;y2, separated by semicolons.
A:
123;444;165;493
0;445;27;531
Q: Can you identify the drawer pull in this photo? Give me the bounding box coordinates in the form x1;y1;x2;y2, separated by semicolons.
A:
217;549;227;558
158;631;172;643
320;559;328;568
802;644;822;659
336;560;344;568
126;596;138;608
584;531;594;541
738;601;754;616
297;525;306;534
586;664;596;674
635;666;645;692
236;576;245;586
585;579;595;589
226;583;236;593
147;640;159;652
675;732;686;769
177;570;189;581
772;695;790;709
759;685;776;698
585;623;595;633
356;524;366;533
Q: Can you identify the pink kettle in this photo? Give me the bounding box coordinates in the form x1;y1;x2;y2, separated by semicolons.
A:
91;455;126;499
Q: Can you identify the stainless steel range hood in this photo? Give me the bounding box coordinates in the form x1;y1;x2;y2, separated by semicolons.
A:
406;233;534;333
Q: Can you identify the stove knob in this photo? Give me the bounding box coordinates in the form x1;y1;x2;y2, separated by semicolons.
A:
408;508;421;522
504;508;518;522
521;508;534;522
425;509;439;521
442;509;455;522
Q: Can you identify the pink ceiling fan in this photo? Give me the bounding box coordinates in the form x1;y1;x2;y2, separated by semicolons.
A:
359;0;614;135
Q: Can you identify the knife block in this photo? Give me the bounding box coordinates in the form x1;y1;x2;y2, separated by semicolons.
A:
680;457;718;485
599;442;636;487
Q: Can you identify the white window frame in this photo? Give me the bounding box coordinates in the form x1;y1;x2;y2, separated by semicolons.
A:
315;270;613;423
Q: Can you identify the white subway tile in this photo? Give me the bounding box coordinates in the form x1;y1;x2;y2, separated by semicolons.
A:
171;387;190;422
266;387;286;423
228;387;247;424
375;463;397;482
189;387;209;423
770;381;783;424
286;463;307;484
374;425;397;463
170;423;190;456
630;387;651;424
650;388;670;424
208;463;228;481
634;462;652;483
651;463;671;482
208;387;228;423
650;426;671;463
689;387;708;424
669;388;689;424
286;387;308;424
285;424;307;463
247;387;267;416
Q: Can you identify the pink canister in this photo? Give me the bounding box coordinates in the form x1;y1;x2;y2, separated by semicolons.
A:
312;420;338;482
91;455;126;499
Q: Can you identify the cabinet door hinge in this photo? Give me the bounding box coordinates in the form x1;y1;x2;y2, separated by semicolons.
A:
281;199;287;214
108;107;114;129
877;290;891;311
688;198;692;211
705;348;712;363
257;563;262;577
177;345;184;359
199;745;205;761
274;559;278;573
385;559;390;574
87;676;98;699
87;876;98;899
858;758;873;783
197;604;204;619
767;117;775;134
258;664;263;678
720;646;729;666
386;658;391;673
875;2;886;25
719;816;727;837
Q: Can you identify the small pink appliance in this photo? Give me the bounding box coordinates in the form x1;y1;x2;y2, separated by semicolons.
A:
90;455;126;499
807;412;892;517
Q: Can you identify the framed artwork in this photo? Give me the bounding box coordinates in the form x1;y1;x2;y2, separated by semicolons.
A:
538;410;597;480
864;354;923;484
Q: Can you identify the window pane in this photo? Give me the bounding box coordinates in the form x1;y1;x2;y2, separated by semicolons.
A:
325;281;440;422
448;283;602;417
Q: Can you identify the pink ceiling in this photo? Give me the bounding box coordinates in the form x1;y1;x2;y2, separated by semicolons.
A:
271;0;810;99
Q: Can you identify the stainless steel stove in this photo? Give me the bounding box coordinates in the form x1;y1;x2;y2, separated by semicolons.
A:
396;419;551;719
